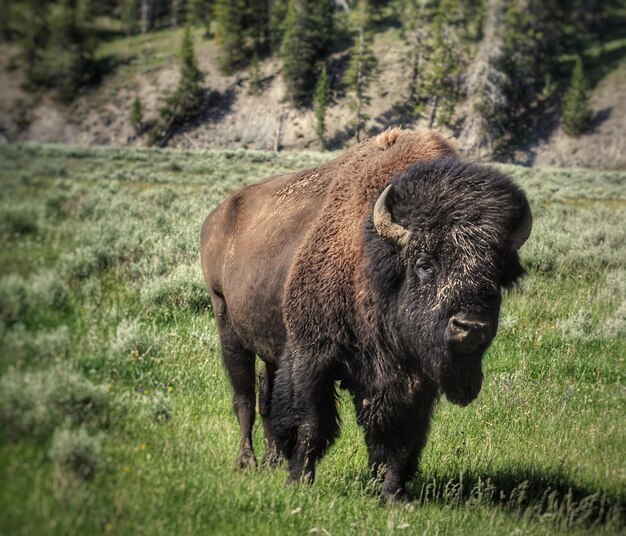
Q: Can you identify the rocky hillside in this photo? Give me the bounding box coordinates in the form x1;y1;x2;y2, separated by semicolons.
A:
1;25;625;169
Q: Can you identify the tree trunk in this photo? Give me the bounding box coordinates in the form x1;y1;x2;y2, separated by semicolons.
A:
355;25;364;142
171;0;180;27
141;0;155;34
457;0;507;158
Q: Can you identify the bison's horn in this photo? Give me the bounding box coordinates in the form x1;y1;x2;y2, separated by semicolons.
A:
510;196;532;250
373;184;410;248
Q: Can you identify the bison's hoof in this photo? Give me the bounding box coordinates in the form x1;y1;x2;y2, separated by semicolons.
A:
381;488;411;505
236;449;257;470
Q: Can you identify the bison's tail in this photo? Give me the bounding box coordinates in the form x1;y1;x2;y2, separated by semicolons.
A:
271;348;300;459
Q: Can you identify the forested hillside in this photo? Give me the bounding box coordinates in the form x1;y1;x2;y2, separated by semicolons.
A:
1;0;625;166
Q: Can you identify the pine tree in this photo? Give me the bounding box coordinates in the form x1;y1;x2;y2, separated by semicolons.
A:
248;52;262;95
214;0;247;74
122;0;138;36
1;0;11;41
186;0;212;32
171;25;203;120
247;0;270;55
140;0;156;34
149;26;204;145
281;0;334;107
343;0;377;141
562;56;591;137
46;0;99;101
130;96;143;134
268;0;288;53
314;66;329;146
421;14;461;128
20;0;50;88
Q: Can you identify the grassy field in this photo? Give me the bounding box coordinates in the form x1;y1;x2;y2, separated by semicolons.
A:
0;143;624;535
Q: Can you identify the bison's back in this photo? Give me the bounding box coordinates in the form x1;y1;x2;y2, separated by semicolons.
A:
201;169;330;361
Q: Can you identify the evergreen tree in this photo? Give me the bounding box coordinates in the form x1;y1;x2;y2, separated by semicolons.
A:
400;0;435;118
122;0;138;36
46;0;99;101
130;96;144;134
214;0;247;74
1;0;11;41
20;0;50;88
281;0;334;107
421;13;461;127
246;0;270;55
140;0;156;34
171;0;181;27
343;0;377;141
491;0;567;145
314;65;329;146
248;52;262;95
562;56;591;137
268;0;288;53
187;0;212;26
149;26;204;145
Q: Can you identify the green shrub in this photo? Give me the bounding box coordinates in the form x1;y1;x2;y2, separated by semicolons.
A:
0;204;41;237
1;324;71;362
0;274;29;323
50;426;103;480
140;264;211;314
0;367;110;440
140;391;171;423
110;319;159;359
0;270;70;322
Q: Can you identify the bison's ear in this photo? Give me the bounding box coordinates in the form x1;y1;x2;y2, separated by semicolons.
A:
510;194;532;251
373;185;410;249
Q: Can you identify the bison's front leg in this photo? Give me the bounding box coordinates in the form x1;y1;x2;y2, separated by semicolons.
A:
359;388;436;503
287;376;339;484
272;348;340;484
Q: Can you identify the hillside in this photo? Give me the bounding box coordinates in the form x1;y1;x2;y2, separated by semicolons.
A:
1;21;626;168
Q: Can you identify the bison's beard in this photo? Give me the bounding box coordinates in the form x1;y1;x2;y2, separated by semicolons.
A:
438;354;484;406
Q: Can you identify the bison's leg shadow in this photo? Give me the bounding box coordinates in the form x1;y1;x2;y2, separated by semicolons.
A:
258;362;280;467
409;468;626;530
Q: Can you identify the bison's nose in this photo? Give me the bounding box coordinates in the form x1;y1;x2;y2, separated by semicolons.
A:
447;314;491;352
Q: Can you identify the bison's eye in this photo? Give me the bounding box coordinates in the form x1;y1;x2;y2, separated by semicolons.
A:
414;256;436;281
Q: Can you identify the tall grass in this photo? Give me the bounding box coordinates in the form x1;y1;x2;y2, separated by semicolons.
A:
0;143;624;534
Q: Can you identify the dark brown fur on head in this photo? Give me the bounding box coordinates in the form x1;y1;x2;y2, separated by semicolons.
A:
362;158;527;405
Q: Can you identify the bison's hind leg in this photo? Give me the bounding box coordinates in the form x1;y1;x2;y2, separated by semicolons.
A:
258;362;280;467
225;344;257;470
213;293;258;470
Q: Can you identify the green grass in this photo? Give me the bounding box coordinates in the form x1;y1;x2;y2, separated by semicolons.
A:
0;143;624;535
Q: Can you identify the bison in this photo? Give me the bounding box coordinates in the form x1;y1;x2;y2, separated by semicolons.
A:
200;129;532;502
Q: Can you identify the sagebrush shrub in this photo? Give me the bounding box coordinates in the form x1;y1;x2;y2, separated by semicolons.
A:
110;318;159;359
50;426;103;480
0;367;110;440
2;324;71;362
140;264;211;314
0;204;41;237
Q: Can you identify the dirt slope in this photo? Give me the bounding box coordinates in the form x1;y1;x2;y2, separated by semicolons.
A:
0;27;625;169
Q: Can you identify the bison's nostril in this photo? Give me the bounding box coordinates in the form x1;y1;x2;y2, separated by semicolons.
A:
450;317;471;335
448;314;491;348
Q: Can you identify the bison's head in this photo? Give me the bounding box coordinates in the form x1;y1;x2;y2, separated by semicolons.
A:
364;158;531;406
